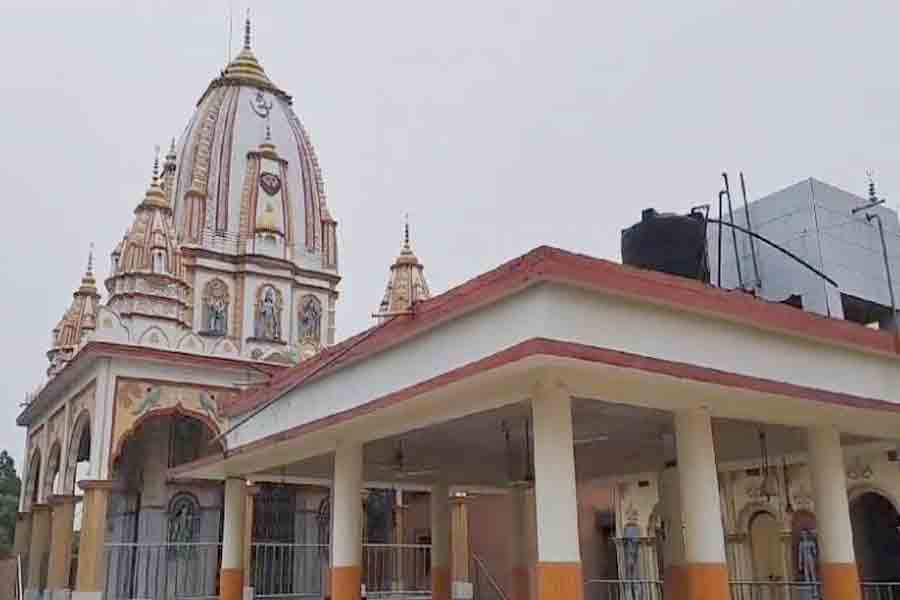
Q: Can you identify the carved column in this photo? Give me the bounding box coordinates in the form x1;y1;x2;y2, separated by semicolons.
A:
74;480;113;600
47;495;79;594
26;504;52;597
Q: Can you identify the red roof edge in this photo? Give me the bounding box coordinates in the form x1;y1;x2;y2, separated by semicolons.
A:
222;245;899;418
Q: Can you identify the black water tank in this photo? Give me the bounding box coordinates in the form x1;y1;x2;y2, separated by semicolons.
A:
621;208;710;282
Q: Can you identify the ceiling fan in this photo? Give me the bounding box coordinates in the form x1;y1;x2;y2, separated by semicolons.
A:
374;440;438;480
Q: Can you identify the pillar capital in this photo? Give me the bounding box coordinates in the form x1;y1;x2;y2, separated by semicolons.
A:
30;502;51;513
48;494;80;506
78;479;114;492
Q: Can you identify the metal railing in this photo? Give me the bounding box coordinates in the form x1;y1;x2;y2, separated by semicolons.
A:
729;581;822;600
250;543;329;600
472;554;508;600
585;579;663;600
864;583;900;600
103;542;221;600
362;543;432;598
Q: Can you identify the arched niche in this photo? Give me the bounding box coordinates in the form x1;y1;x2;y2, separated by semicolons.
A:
850;490;900;582
42;442;62;499
64;410;92;494
24;449;42;509
747;509;782;582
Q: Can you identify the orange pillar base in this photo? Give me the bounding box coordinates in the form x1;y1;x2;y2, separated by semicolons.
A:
331;566;362;600
821;563;861;600
220;568;243;600
680;564;729;600
511;565;531;600
664;565;686;600
432;565;451;600
536;562;583;600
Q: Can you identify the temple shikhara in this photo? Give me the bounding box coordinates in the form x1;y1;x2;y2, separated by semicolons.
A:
13;16;900;600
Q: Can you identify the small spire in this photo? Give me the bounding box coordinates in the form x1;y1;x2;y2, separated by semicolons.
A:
166;137;176;160
86;243;94;276
243;8;252;51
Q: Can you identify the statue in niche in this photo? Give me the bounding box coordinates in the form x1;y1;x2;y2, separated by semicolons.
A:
254;286;282;341
621;523;643;600
299;295;322;342
797;530;820;600
202;279;229;335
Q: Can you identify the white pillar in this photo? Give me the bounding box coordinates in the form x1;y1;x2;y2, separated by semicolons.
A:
221;477;246;600
807;427;861;600
431;481;451;600
671;409;729;600
675;409;726;564
331;443;363;600
531;382;582;599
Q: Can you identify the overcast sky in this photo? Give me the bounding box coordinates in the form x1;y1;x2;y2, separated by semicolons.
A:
2;1;900;468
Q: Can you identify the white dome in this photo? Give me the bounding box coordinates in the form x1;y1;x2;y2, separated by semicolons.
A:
170;31;336;273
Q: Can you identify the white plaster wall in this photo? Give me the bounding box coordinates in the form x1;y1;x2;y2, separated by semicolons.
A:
228;282;900;451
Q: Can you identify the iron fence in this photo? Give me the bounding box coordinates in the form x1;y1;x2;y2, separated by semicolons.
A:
729;581;821;600
585;578;664;600
103;542;221;600
362;543;431;597
864;583;900;600
250;543;328;600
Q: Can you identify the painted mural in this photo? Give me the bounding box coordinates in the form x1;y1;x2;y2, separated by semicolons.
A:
111;378;238;464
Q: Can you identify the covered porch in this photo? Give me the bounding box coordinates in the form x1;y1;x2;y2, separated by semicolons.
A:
117;248;900;600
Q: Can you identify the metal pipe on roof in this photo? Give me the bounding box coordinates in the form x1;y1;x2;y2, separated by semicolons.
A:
717;191;725;288
705;218;838;288
865;213;898;333
740;172;762;290
722;173;745;290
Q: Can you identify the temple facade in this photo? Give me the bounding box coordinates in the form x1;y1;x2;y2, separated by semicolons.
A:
13;17;900;600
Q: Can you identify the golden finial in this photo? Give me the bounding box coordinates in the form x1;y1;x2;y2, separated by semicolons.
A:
152;145;161;180
404;213;410;249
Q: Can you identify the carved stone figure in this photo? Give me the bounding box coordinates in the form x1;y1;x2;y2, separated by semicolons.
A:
299;295;322;342
254;286;282;340
797;530;820;600
202;279;229;335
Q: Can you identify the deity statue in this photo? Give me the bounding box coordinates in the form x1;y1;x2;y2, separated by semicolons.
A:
255;287;281;340
299;295;322;342
621;524;643;600
203;279;229;335
797;530;820;600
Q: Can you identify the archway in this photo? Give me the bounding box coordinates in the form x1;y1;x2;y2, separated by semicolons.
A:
43;442;62;499
24;449;42;509
850;492;900;582
106;410;224;600
748;511;782;584
65;411;92;494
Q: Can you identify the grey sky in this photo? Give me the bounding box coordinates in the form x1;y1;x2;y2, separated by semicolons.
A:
2;1;899;468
